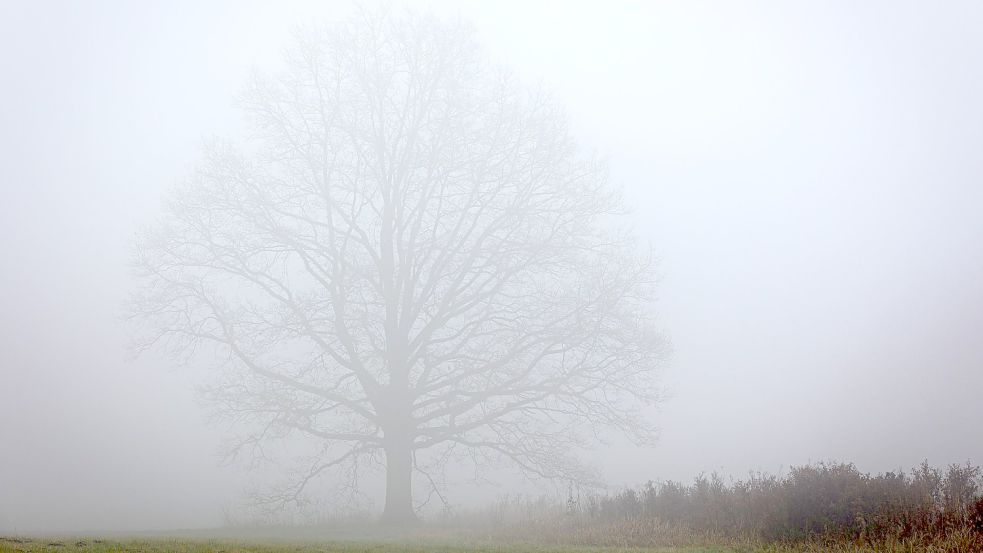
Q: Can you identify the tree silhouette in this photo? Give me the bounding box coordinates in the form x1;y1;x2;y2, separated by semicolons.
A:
131;11;668;524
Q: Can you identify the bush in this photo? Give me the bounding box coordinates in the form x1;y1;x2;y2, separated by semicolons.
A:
557;460;983;543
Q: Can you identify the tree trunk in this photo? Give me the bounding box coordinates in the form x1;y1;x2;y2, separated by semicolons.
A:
381;442;417;524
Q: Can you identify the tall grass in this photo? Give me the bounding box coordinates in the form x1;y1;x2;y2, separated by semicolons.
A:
442;461;983;550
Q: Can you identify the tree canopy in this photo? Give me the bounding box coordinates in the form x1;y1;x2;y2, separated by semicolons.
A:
131;10;668;523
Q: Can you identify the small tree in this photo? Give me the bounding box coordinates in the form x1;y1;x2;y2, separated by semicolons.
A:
131;10;668;523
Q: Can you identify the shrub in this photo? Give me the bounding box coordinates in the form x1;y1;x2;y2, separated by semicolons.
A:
517;460;983;544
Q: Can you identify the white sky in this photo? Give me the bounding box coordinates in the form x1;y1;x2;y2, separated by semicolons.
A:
2;0;982;532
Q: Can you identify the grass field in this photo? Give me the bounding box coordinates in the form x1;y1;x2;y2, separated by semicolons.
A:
5;533;983;553
5;535;983;553
0;537;742;553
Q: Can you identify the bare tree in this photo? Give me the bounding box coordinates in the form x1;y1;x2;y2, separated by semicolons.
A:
130;11;668;524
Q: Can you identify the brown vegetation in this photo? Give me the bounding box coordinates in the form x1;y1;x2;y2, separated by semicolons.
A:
440;461;983;551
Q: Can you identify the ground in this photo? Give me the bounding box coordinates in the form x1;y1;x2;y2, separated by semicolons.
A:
3;535;979;553
0;538;739;553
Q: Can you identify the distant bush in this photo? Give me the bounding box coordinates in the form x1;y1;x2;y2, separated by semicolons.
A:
453;461;983;548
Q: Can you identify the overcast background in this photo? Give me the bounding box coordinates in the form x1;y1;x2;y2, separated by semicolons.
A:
2;0;982;533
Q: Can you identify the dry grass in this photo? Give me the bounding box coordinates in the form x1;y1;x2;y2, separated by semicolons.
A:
438;517;983;552
0;535;735;553
1;528;980;553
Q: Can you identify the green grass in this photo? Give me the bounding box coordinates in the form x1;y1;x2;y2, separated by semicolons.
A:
0;536;740;553
3;531;980;552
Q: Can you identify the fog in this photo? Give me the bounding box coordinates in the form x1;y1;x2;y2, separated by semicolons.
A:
2;0;982;534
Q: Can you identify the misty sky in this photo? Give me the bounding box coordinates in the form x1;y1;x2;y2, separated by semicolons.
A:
2;0;982;533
